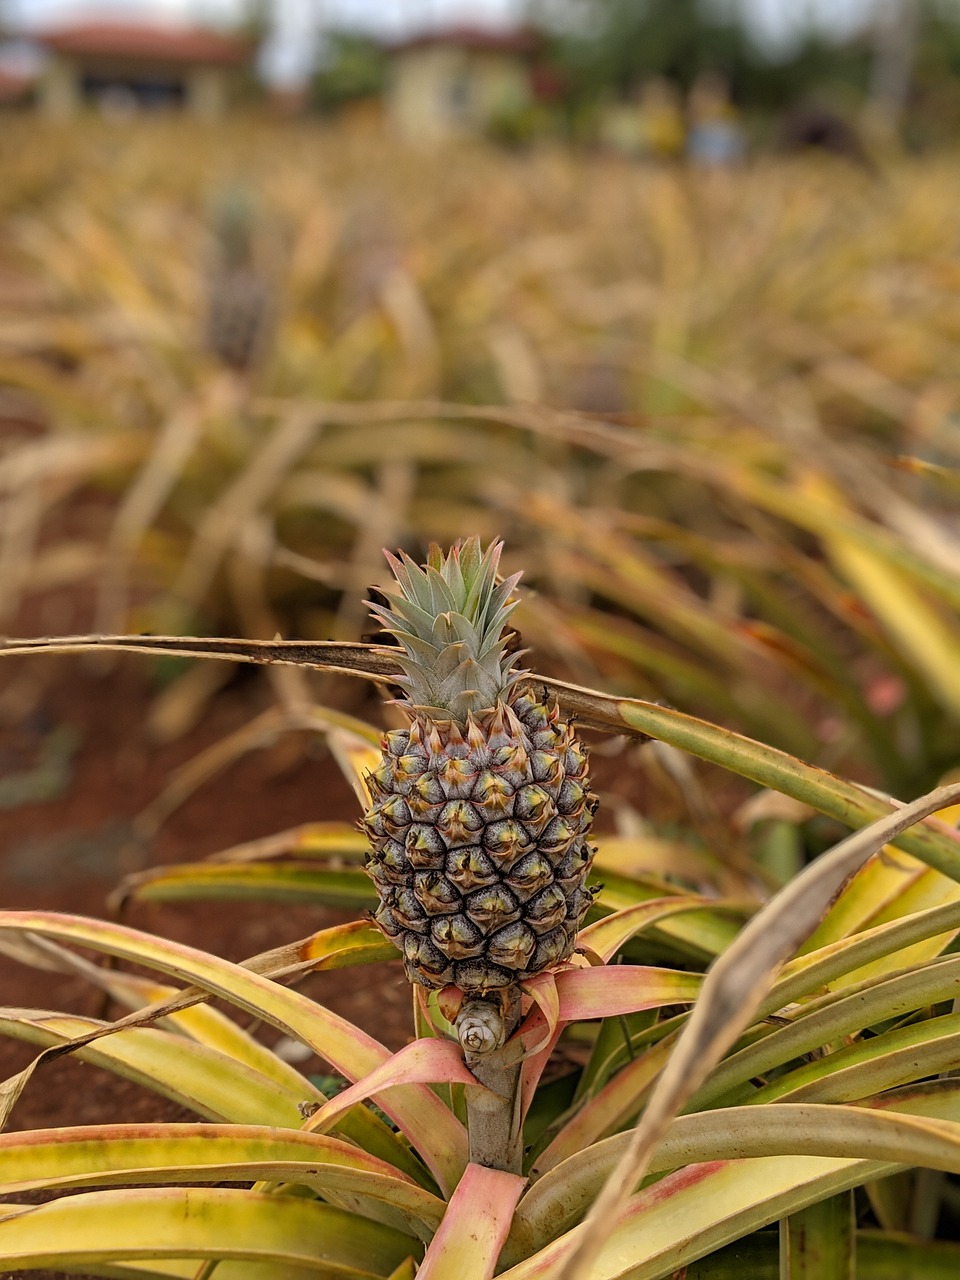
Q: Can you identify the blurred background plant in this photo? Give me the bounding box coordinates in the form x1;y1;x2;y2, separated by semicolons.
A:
1;119;958;805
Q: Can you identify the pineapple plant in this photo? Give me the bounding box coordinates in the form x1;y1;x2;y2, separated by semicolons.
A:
362;537;598;999
204;185;274;372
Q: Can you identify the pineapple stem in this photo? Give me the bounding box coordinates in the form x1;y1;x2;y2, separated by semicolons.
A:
456;991;524;1174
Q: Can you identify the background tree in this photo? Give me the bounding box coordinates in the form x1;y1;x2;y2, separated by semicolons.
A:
311;31;388;114
526;0;873;114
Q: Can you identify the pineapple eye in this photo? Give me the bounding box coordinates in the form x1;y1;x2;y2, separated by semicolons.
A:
445;846;498;890
385;729;410;758
405;824;447;868
525;884;567;932
437;800;483;845
392;889;430;933
437;756;477;797
530;927;571;972
511;690;547;728
413;871;461;914
489;741;529;780
431;915;485;959
375;839;411;883
379;796;412;837
482;819;531;860
537;816;577;856
554;841;592;885
529;750;564;787
452;960;514;994
465;884;521;929
402;935;454;986
513;783;556;830
395;753;427;784
557;778;587;815
506;851;554;896
373;903;402;938
413;773;445;800
487;921;537;970
367;759;396;797
531;726;564;751
472;770;514;814
563;745;589;779
566;886;596;924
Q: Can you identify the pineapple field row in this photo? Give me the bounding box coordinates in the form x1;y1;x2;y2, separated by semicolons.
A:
2;120;958;792
1;118;960;1278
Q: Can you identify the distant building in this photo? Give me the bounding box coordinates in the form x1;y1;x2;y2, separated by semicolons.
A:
0;39;42;108
36;22;253;118
0;68;35;108
384;26;542;143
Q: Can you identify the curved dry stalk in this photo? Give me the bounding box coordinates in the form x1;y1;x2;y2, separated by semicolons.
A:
3;635;960;883
0;633;397;675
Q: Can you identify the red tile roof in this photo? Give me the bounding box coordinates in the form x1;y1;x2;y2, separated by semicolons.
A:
0;69;34;103
38;23;252;66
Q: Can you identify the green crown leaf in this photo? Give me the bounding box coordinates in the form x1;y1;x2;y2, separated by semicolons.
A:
367;537;523;721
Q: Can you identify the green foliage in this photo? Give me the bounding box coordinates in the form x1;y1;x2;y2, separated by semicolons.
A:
312;32;388;112
3;127;959;804
531;0;870;109
1;636;960;1274
541;0;751;93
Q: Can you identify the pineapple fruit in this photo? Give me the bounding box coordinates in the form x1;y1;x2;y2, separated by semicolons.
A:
205;185;273;372
362;538;597;997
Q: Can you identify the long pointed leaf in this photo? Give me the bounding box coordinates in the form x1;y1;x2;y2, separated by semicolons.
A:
513;1099;960;1257
0;1123;444;1231
306;1039;479;1136
0;1009;311;1126
117;862;379;909
694;954;960;1111
0;1186;421;1274
0;912;467;1192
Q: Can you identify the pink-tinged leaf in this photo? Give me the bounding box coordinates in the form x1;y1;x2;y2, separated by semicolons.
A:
438;986;465;1024
519;1023;566;1130
515;967;698;1131
306;1038;481;1135
499;1162;731;1279
518;972;561;1056
512;976;566;1126
580;899;748;964
418;1162;527;1279
552;782;960;1280
554;965;701;1021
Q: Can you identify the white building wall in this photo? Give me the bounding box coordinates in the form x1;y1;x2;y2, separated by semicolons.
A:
38;55;80;117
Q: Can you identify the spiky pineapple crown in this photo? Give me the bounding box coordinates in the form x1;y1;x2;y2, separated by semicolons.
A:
368;537;523;723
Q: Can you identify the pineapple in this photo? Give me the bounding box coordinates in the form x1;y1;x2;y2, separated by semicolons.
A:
205;185;273;372
363;538;597;997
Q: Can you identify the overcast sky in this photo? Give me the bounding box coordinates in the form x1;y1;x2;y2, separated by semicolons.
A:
5;0;883;85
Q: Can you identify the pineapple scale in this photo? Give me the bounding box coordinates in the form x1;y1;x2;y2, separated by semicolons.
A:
363;689;597;995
